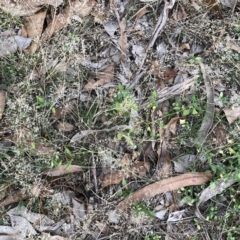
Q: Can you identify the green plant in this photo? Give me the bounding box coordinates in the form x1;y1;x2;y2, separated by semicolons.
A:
132;202;155;218
147;91;158;109
112;84;138;116
172;95;203;116
180;186;200;206
145;234;161;240
116;178;134;197
36;96;51;109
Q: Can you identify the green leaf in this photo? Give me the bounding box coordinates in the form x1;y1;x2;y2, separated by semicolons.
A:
36;96;45;104
122;178;127;187
183;109;190;116
118;84;124;92
31;142;36;149
192;108;198;115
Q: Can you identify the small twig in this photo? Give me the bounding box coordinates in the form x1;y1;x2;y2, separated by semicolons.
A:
127;0;176;88
193;63;214;147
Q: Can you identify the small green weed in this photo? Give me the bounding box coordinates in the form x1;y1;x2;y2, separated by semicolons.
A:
132;202;155;218
145;234;161;240
112;84;138;116
116;178;134;197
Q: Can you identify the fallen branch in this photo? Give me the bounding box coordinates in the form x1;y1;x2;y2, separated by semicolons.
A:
117;172;213;211
127;0;176;89
140;76;196;110
193;63;214;146
196;176;236;220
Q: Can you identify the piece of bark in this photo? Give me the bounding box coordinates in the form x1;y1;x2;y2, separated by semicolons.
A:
117;172;213;211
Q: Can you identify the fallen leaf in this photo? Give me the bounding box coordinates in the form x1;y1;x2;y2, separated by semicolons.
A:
43;165;83;177
9;215;37;237
55;122;75;132
96;221;111;236
117;172;213;211
196;176;236;220
41;233;70;240
226;36;240;53
204;0;224;19
221;0;238;8
118;18;128;61
51;103;74;120
167;209;188;222
180;43;190;51
71;125;131;143
0;33;32;56
23;8;47;54
156;117;181;176
0;226;19;235
133;6;150;26
41;0;96;42
41;4;71;42
223;106;240;124
120;151;140;167
102;161;150;188
0;184;43;207
0;91;6;120
83;65;115;90
73;0;97;17
5;127;55;155
0;0;63;16
72;198;86;219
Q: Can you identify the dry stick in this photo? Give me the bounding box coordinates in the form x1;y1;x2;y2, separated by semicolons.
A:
127;0;176;89
193;63;214;147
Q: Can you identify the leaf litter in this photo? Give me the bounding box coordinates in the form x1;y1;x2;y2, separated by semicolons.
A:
0;0;239;239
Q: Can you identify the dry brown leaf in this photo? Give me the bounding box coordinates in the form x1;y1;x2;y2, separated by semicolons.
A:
84;65;115;90
73;0;97;17
102;161;150;188
120;151;140;167
0;91;6;120
43;165;83;177
21;25;28;38
41;0;96;42
204;0;224;19
133;6;150;26
223;106;240;124
163;67;178;78
41;4;71;42
226;37;240;53
51;102;74;120
180;43;190;51
117;172;213;211
55;122;75;132
23;8;47;54
0;0;63;16
0;184;43;207
5;127;55;155
196;176;236;220
118;18;128;61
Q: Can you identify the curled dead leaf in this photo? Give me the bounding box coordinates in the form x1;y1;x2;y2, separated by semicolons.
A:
83;65;115;91
0;183;44;207
55;122;75;132
0;91;6;120
102;161;150;188
23;8;47;53
196;176;236;220
204;0;224;19
0;0;63;16
223;106;240;124
133;6;150;26
117;172;213;211
41;0;96;42
43;165;83;177
51;103;74;120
